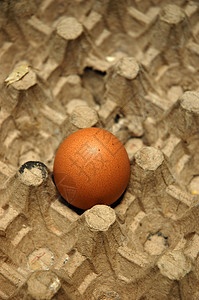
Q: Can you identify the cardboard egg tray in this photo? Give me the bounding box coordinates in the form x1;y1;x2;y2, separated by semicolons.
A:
0;1;199;299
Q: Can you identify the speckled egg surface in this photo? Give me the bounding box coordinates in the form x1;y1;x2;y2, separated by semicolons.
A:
53;127;130;209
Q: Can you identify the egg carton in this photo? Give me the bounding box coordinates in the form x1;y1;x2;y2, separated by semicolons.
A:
0;0;199;299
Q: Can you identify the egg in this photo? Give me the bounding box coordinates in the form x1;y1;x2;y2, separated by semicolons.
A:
53;128;130;210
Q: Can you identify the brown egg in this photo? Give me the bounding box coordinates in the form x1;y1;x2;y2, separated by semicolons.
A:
53;128;130;209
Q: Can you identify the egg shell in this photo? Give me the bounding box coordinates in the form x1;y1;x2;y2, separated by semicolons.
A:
53;127;130;209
